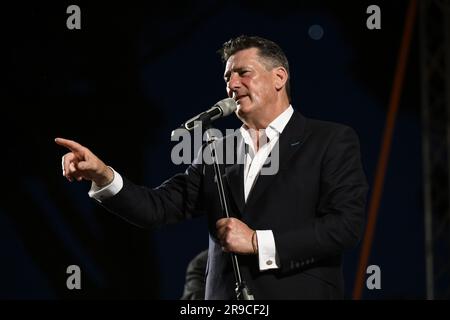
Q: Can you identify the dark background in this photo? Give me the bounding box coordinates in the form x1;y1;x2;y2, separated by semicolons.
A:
1;0;425;299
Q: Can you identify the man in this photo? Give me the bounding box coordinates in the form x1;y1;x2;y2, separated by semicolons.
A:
180;249;208;300
56;35;368;299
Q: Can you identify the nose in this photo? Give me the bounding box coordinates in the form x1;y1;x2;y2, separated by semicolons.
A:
227;73;241;95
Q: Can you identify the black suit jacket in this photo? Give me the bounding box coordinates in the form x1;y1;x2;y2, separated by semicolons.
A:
101;111;369;299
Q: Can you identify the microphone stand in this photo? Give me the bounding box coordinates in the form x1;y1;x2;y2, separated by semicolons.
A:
202;119;255;301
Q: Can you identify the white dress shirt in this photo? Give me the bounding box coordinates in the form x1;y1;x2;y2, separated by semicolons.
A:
89;105;294;271
239;106;293;270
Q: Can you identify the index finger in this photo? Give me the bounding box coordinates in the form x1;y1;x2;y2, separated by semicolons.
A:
55;137;85;153
215;218;229;229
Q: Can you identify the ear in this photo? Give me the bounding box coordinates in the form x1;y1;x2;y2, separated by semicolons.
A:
273;67;288;91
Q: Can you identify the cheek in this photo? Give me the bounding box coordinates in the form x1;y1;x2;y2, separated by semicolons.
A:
252;83;271;101
249;77;272;96
246;80;261;98
262;80;276;97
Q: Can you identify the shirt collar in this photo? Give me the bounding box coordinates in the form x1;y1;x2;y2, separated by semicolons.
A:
266;105;294;136
239;105;294;143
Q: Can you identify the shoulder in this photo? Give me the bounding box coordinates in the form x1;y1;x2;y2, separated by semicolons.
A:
305;116;354;134
302;114;359;142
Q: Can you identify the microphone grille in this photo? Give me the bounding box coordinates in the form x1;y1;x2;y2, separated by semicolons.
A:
216;98;237;117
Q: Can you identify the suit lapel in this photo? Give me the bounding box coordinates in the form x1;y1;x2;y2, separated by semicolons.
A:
244;111;308;210
224;133;245;214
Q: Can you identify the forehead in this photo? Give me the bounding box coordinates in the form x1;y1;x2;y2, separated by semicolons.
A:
224;48;263;72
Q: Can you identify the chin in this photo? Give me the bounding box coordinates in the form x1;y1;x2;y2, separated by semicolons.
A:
236;102;253;116
236;107;248;121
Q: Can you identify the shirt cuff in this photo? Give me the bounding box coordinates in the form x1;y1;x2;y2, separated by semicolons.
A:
88;167;123;203
256;230;280;271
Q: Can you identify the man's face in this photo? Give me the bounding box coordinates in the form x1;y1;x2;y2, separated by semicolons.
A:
224;48;277;121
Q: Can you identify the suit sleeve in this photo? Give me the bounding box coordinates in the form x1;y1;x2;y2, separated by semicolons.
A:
98;152;205;229
274;126;369;270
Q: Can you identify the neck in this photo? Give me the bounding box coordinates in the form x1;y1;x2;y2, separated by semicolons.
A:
243;97;290;130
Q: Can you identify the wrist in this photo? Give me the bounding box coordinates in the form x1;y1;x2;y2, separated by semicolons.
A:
96;166;114;187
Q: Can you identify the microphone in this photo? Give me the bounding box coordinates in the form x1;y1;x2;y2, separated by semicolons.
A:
179;98;237;131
